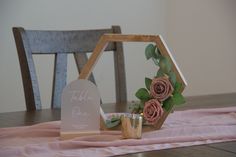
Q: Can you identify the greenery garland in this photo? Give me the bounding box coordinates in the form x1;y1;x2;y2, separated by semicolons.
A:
105;44;185;128
132;44;185;115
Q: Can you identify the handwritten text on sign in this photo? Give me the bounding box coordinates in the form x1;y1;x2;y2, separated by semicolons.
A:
61;79;100;132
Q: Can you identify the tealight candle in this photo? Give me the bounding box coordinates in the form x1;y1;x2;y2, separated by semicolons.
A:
121;113;142;139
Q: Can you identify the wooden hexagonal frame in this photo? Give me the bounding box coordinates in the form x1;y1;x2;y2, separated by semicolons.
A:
79;34;187;130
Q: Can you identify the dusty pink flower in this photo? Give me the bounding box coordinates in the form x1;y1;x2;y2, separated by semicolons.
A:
150;76;174;102
143;99;163;124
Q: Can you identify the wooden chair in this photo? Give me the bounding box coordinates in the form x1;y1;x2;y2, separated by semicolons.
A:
12;26;127;111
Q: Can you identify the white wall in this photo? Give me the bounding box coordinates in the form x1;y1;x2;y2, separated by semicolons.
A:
166;0;236;96
0;0;235;113
0;0;167;112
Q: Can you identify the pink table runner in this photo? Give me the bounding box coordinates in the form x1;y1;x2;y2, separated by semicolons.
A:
1;106;236;157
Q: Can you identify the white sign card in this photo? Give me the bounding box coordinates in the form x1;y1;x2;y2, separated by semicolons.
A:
60;79;101;139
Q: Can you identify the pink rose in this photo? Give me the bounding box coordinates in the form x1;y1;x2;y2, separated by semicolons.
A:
150;76;174;102
143;99;163;124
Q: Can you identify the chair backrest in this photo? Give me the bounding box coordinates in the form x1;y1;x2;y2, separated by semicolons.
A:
12;26;127;111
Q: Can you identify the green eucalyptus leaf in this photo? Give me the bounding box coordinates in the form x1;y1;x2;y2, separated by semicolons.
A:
152;57;159;66
139;102;144;110
172;93;185;105
140;100;145;107
105;119;121;128
135;88;151;101
154;47;161;59
145;77;152;90
162;97;174;112
145;44;157;60
159;56;172;74
152;47;162;65
110;116;120;122
156;47;161;58
169;71;176;86
130;103;144;113
174;82;182;94
156;69;164;77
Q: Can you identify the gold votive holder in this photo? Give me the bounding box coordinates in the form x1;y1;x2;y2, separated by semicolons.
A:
121;113;142;139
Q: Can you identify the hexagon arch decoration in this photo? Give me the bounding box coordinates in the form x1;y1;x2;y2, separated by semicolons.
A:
79;34;187;130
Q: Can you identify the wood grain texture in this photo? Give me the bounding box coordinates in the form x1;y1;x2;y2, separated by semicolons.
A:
25;29;115;53
78;36;108;79
117;145;236;157
101;34;159;42
0;93;235;127
112;26;127;103
13;28;42;111
0;93;235;157
51;53;67;108
208;141;236;154
74;53;96;84
79;34;186;90
12;26;126;111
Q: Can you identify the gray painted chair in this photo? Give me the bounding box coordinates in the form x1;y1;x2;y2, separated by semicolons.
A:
12;26;127;111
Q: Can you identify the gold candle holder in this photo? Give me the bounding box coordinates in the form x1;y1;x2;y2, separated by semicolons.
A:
121;114;142;139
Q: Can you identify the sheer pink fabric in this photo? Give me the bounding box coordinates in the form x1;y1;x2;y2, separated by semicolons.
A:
1;107;236;157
